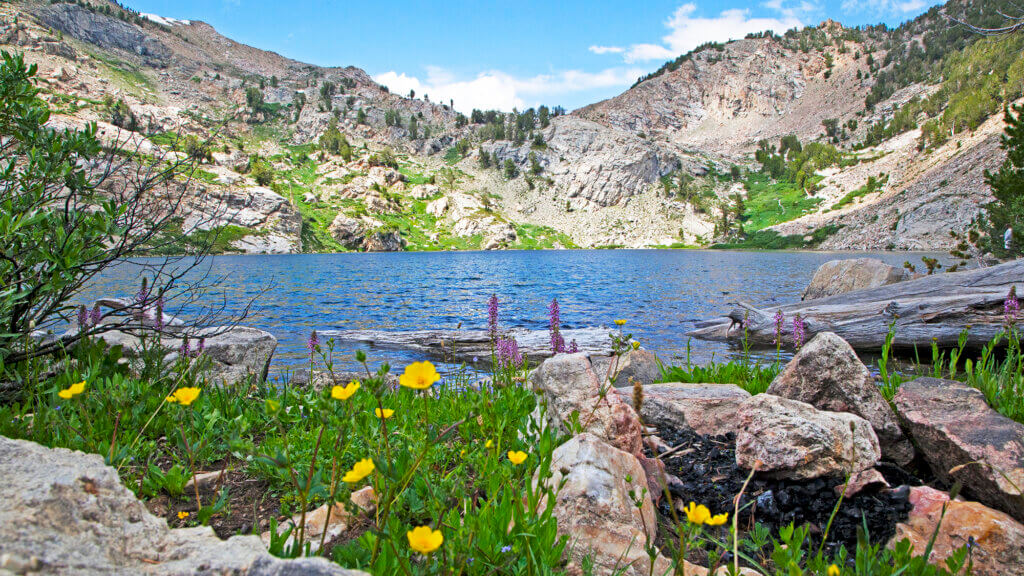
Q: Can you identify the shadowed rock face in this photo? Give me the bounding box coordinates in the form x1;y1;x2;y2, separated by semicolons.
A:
894;377;1024;522
0;436;369;576
767;332;914;465
891;486;1024;576
36;4;172;66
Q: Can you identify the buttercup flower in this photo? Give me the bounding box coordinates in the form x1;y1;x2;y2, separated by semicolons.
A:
614;319;627;326
331;381;360;400
165;395;177;403
827;565;840;576
375;407;395;419
485;439;493;448
399;361;441;390
58;388;74;400
682;502;711;525
177;511;189;520
342;458;375;483
58;381;86;399
170;387;201;406
407;525;443;554
508;450;527;465
706;512;729;526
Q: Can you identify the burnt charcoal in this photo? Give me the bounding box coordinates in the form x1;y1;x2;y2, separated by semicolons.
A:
649;424;916;554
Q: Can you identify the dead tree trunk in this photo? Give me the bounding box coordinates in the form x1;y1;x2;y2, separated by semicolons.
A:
688;259;1024;351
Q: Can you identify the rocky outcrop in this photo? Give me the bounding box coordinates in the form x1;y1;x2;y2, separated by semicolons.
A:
894;378;1024;522
802;259;908;300
328;215;365;249
427;192;517;248
891;486;1024;576
362;229;405;252
36;4;173;66
735;394;881;480
767;332;913;465
182;185;302;254
0;436;368;576
640;383;751;437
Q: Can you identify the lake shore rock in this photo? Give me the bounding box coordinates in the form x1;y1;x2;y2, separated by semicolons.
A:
735;394;881;480
894;377;1024;522
767;332;913;465
590;349;662;389
802;258;908;300
0;435;368;576
640;383;751;436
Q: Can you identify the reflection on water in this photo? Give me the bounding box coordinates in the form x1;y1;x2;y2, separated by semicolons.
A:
78;250;943;372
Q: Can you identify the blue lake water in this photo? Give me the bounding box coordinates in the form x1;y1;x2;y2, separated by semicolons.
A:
78;250;943;373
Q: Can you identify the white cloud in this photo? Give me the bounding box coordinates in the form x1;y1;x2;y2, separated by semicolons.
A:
373;66;646;113
841;0;929;14
589;45;625;55
589;3;806;64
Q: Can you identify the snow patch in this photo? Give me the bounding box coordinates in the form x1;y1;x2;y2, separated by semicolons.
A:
141;13;191;27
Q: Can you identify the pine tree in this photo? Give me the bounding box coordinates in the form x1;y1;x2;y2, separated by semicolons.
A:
984;104;1024;257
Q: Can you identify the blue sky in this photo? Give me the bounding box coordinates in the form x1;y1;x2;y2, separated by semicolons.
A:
124;0;942;112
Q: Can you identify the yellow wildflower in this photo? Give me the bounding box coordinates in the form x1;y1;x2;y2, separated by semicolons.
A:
170;387;201;406
375;407;394;419
58;388;74;400
165;395;177;403
631;341;641;350
507;450;528;465
407;525;443;554
614;319;627;326
177;511;189;520
331;381;360;401
706;512;729;526
342;458;375;483
682;502;710;525
485;439;493;448
399;361;440;390
69;381;86;395
827;565;840;576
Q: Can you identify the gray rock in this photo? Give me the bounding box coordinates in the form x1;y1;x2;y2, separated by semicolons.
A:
767;332;913;465
362;230;405;252
36;4;172;66
735;394;881;480
894;378;1024;522
591;349;662;389
327;215;365;249
802;258;908;300
640;383;751;436
0;435;368;576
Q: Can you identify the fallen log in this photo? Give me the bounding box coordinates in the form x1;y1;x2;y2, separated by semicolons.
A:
687;258;1023;351
322;326;617;364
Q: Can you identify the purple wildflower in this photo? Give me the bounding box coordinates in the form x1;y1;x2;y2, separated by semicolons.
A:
488;294;500;342
568;339;578;354
501;545;512;554
179;337;192;358
792;314;806;349
77;305;88;329
90;304;102;327
549;298;565;354
195;338;205;357
772;310;785;345
496;337;523;368
1005;286;1019;327
134;279;150;306
307;330;320;355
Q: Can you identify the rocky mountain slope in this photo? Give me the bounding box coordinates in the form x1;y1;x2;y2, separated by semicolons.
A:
1;0;1015;253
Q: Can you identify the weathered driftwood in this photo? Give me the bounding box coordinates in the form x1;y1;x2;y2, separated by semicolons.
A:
688;259;1024;351
322;326;615;364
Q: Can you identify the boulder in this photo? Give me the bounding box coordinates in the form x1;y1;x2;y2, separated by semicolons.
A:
802;258;907;300
539;433;670;576
426;196;449;217
410;184;439;199
891;486;1024;576
590;350;662;389
261;487;376;549
767;332;913;465
530;353;643;456
735;394;881;480
640;383;751;436
894;378;1024;522
0;436;368;576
